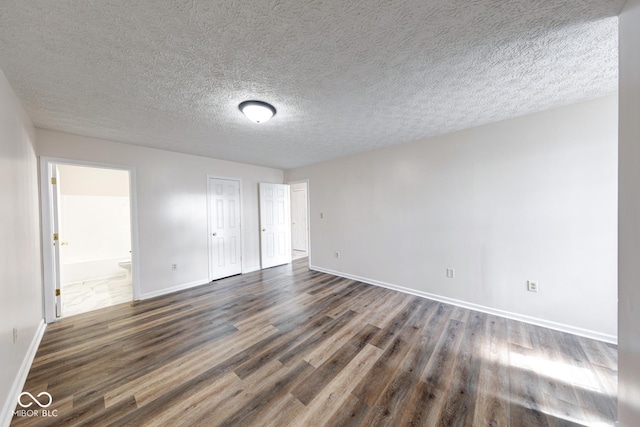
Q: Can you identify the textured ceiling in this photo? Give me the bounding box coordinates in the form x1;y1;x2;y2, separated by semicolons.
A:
0;0;624;169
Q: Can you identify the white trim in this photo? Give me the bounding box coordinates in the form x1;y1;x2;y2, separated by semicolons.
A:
309;265;618;344
206;176;244;281
39;157;141;323
39;159;56;323
1;320;47;427
128;166;141;302
139;278;210;300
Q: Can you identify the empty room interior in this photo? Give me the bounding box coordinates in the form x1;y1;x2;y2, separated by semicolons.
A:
1;1;640;426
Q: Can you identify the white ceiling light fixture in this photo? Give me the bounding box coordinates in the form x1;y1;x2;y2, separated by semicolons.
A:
239;100;277;124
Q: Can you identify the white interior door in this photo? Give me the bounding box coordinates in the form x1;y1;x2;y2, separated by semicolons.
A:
208;178;242;281
291;187;308;251
52;166;62;318
260;183;292;268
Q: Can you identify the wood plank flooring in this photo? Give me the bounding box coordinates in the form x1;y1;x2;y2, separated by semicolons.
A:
12;258;617;426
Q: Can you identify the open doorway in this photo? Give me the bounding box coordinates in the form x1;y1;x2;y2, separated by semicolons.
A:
41;158;139;322
57;165;132;316
289;181;309;262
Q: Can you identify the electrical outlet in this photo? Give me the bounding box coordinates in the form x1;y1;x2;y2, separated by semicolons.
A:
335;251;340;258
171;264;178;270
446;268;455;278
527;281;538;292
13;327;17;344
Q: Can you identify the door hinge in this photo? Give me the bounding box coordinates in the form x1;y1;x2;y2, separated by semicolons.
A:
53;233;59;241
55;289;61;297
51;177;57;185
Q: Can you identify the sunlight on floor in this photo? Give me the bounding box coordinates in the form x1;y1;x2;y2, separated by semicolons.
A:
481;336;617;426
509;351;604;393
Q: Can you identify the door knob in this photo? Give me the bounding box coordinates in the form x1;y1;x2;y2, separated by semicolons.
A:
262;228;266;232
212;232;217;236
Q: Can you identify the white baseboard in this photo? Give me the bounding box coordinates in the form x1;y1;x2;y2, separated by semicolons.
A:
310;265;617;345
139;278;210;300
1;319;47;427
139;267;263;300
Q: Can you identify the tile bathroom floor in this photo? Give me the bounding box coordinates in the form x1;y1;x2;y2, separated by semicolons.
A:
292;250;308;261
62;274;133;318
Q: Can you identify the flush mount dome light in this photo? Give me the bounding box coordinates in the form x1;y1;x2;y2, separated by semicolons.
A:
239;100;276;124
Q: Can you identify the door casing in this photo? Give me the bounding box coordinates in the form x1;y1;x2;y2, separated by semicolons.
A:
40;156;141;323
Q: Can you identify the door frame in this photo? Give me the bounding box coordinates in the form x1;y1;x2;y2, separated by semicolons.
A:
39;156;141;323
287;179;311;264
206;175;244;280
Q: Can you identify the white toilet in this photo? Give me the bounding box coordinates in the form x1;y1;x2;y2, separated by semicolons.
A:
118;258;132;281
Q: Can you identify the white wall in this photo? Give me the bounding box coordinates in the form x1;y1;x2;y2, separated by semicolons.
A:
59;195;132;282
286;95;618;341
36;129;283;298
58;164;130;196
0;70;43;424
618;0;640;424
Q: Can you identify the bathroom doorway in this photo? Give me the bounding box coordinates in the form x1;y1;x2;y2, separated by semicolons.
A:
40;158;139;321
289;181;309;262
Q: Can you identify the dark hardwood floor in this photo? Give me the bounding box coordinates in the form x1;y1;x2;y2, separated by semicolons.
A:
12;258;617;426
